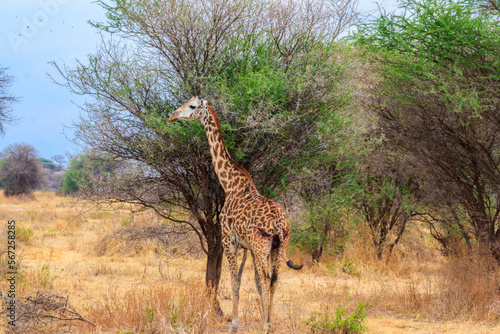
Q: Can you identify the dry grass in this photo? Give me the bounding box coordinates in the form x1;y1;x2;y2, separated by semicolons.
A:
94;224;199;258
395;253;500;321
0;191;499;333
82;281;221;333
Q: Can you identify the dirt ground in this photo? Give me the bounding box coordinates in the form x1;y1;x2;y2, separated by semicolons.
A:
0;192;499;333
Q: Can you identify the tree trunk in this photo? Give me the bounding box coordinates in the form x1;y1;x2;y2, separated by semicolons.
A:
205;236;224;316
477;223;500;266
312;246;323;263
386;215;408;262
375;242;384;260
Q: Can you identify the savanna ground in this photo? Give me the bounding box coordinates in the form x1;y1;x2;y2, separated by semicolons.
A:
0;192;499;333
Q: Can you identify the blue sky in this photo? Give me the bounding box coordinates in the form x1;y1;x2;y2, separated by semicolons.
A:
0;0;395;162
0;0;107;161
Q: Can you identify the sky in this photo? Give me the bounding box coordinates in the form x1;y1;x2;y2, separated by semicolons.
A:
0;0;107;162
0;0;396;163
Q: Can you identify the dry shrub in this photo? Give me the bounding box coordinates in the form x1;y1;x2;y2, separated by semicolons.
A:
383;226;442;277
83;281;220;333
337;223;441;278
0;190;33;204
313;226;500;322
430;252;500;321
1;291;93;334
94;224;201;257
390;251;500;321
132;209;168;227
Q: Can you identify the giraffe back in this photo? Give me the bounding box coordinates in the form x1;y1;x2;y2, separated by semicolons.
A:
223;183;291;255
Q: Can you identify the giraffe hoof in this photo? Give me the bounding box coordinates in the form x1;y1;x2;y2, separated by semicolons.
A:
229;319;239;333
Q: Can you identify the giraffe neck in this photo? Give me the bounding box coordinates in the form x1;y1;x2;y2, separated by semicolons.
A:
201;105;252;194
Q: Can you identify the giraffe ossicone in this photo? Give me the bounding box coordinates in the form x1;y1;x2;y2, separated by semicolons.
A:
169;96;303;334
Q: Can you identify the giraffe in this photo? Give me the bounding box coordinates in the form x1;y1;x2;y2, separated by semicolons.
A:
169;96;303;333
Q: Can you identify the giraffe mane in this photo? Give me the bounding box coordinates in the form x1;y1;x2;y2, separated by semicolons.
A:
206;103;253;183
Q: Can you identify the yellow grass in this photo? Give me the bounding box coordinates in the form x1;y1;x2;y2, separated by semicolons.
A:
0;191;499;333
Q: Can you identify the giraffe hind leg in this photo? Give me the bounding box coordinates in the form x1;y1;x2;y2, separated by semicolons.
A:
267;246;281;331
251;251;264;310
238;249;248;281
252;251;271;334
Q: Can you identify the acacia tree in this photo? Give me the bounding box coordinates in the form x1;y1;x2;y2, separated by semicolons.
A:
0;144;44;197
356;0;500;261
53;0;358;311
356;167;416;260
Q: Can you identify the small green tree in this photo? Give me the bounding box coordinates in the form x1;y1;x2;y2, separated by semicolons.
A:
356;174;415;260
306;302;367;334
293;171;358;262
61;156;85;195
60;153;119;196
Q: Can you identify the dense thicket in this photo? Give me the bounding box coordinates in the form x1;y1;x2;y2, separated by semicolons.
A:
356;0;500;261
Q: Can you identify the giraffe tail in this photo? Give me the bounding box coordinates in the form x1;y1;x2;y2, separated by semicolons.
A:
272;234;303;270
286;259;303;270
270;219;303;270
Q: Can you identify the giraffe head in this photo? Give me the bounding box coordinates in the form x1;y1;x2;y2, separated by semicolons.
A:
168;96;206;122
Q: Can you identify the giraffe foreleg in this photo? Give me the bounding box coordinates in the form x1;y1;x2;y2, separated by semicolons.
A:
225;238;242;333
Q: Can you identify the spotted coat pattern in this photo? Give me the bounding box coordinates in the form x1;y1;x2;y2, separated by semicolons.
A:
169;97;302;334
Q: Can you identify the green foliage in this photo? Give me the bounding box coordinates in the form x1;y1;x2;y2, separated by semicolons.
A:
293;185;357;259
354;0;500;256
203;38;348;194
61;154;117;195
305;302;367;334
39;158;61;172
355;0;500;115
61;156;85;195
36;264;63;289
143;300;154;324
290;82;363;261
341;259;360;277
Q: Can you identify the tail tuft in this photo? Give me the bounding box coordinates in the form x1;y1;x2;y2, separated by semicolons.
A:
286;260;303;270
